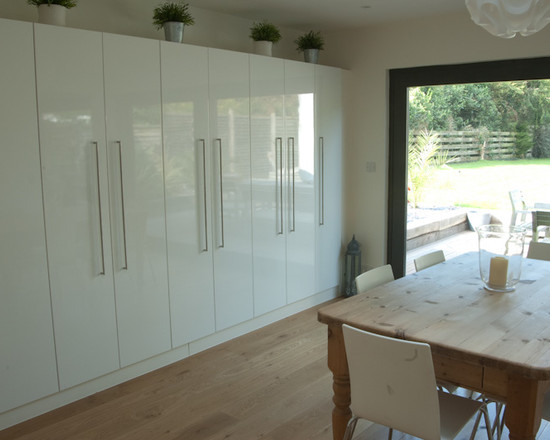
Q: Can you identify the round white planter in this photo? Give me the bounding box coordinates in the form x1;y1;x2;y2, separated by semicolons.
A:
163;22;185;43
253;40;273;57
38;4;67;26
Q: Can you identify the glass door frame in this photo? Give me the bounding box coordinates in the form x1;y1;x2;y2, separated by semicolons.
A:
388;56;550;278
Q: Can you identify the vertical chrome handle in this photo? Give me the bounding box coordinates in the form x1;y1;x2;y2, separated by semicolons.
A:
93;141;106;276
319;136;325;226
217;139;225;248
276;137;283;235
116;141;128;270
289;137;296;232
200;139;208;252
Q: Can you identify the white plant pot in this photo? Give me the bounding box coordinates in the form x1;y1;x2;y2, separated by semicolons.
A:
163;22;185;43
253;40;273;57
38;4;67;26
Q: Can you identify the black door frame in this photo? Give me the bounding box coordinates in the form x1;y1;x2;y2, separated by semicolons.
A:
388;57;550;278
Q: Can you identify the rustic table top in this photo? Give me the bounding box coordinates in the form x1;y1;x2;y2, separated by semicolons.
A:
318;252;550;379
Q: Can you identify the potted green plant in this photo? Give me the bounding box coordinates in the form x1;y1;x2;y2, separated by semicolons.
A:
153;1;195;43
295;30;324;64
27;0;77;26
249;20;282;56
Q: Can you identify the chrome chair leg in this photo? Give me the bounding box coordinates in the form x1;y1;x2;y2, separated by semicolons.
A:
342;416;359;440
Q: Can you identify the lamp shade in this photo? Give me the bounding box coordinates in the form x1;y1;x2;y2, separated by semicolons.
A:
466;0;550;38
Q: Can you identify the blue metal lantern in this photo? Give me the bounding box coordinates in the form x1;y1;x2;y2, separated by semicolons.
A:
343;235;361;297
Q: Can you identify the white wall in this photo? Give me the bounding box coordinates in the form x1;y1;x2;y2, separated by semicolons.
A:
0;1;303;60
322;11;550;270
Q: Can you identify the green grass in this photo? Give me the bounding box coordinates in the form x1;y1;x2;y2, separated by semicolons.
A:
421;159;550;210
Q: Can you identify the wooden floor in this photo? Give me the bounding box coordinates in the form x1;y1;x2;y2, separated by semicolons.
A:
2;235;550;439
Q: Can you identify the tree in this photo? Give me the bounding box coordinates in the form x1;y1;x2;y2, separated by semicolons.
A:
514;121;532;158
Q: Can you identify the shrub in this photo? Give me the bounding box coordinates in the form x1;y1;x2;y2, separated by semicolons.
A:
153;1;195;29
295;30;324;52
249;20;282;43
514;122;532;158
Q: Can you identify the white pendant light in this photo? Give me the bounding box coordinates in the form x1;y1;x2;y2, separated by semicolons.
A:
466;0;550;38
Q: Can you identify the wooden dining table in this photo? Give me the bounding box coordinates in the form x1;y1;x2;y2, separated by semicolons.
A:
318;252;550;440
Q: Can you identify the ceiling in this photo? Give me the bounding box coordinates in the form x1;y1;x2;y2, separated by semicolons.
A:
184;0;468;31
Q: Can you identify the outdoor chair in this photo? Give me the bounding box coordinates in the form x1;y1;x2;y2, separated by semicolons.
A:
414;250;445;272
355;264;394;294
342;324;492;440
509;189;532;229
531;210;550;242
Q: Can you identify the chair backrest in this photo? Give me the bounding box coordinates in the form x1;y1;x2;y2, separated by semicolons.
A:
509;190;529;226
355;264;394;294
342;325;440;440
527;241;550;261
509;189;527;212
414;250;445;272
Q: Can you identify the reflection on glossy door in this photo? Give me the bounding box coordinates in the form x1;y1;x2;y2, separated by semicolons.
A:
250;54;287;316
161;42;216;346
285;61;316;304
35;24;120;389
209;49;254;330
315;65;343;293
103;33;171;367
0;19;58;412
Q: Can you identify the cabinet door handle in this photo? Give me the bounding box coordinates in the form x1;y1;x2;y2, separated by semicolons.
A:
93;141;106;276
116;141;128;270
216;138;225;248
288;137;296;232
276;137;283;235
319;136;325;226
200;139;208;252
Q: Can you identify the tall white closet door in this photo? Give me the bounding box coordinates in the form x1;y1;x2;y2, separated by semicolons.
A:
284;61;316;303
103;33;171;366
35;24;119;389
315;65;343;293
250;55;287;316
0;19;58;412
208;49;254;330
161;42;216;346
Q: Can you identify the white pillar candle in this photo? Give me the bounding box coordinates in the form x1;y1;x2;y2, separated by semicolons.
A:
489;256;508;288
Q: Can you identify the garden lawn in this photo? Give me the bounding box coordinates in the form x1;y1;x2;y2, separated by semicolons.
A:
421;159;550;210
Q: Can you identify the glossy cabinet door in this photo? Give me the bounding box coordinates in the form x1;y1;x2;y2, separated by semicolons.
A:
284;61;316;303
0;19;59;412
250;55;287;316
315;65;343;293
103;33;171;366
161;42;216;346
208;49;254;330
35;24;120;389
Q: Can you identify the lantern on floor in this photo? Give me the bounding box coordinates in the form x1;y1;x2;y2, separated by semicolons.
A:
343;235;361;297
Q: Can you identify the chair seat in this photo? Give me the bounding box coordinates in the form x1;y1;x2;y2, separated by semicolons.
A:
439;390;485;440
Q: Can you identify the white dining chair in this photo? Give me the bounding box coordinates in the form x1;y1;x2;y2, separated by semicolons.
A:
527;241;550;261
342;324;492;440
355;264;394;294
414;250;446;272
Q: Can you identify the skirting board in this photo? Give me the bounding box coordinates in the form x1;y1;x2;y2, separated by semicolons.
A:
0;287;339;431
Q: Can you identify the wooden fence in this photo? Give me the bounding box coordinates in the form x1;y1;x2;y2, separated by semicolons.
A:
411;131;519;162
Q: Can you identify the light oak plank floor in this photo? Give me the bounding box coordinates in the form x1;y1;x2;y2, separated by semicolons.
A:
2;297;549;440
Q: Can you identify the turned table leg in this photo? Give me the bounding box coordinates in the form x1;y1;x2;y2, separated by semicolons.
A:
505;377;544;440
327;324;351;440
